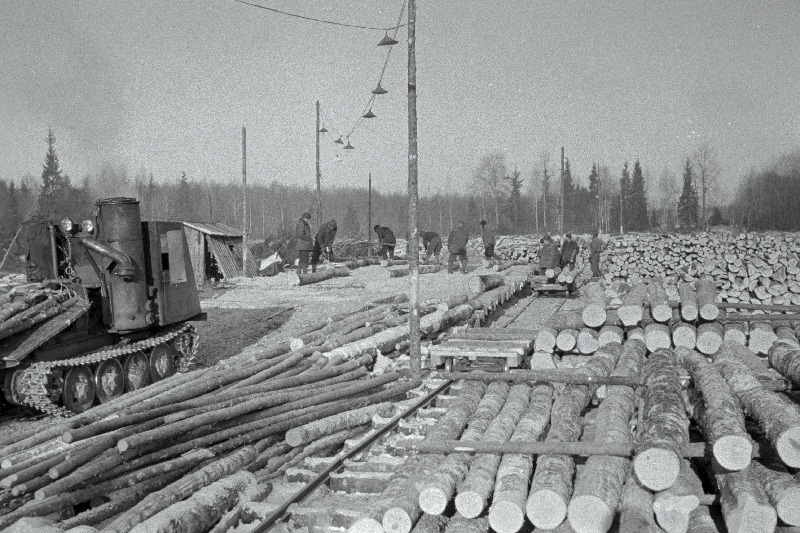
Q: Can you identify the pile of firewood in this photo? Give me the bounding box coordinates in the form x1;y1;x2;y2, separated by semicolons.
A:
0;268;535;532
603;232;800;305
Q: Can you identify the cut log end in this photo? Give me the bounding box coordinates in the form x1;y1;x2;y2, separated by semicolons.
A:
454;491;484;519
700;304;719;321
651;304;673;323
418;486;449;516
653;494;699;533
289;338;304;351
567;495;614;533
712;435;753;472
633;448;681;491
488;499;525;533
382;507;413;533
776;487;800;526
526;489;567;530
582;307;607;329
348;517;383;533
776;427;800;468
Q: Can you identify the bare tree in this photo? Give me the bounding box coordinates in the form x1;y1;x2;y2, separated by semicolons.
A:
539;150;551;233
473;151;509;227
692;142;721;229
528;168;540;233
657;165;679;230
597;164;615;233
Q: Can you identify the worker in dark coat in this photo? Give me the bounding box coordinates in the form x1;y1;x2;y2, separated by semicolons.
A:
537;234;559;276
374;225;396;259
480;220;496;260
560;233;579;269
421;231;442;263
311;219;337;273
447;221;470;273
589;230;604;278
294;212;313;274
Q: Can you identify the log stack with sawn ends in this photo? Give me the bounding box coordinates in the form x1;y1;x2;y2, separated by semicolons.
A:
323;277;800;533
0;266;536;532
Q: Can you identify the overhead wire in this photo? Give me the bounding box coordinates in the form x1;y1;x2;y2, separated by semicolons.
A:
230;0;406;32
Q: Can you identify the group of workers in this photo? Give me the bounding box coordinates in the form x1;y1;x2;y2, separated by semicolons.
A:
294;210;604;278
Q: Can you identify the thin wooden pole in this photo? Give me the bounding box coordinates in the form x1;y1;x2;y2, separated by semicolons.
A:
408;0;420;379
315;100;322;227
368;173;372;253
242;126;249;277
559;146;564;235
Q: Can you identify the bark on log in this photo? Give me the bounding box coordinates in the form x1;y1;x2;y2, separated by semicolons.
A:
652;460;703;533
288;266;350;286
687;505;719;533
443;514;488;533
750;460;800;526
488;384;553;533
619;473;661;533
581;282;607;328
285;402;394;447
677;282;698;322
618;284;647;326
675;348;751;471
696;276;719;321
455;384;531;519
768;342;800;388
634;348;689;491
418;382;511;515
102;446;257;533
716;465;777;533
567;339;645;533
526;344;622;530
468;274;504;295
714;348;800;467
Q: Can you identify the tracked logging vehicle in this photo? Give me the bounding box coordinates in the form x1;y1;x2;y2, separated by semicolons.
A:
0;198;203;415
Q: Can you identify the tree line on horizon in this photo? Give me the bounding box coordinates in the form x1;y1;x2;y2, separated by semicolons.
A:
2;130;799;251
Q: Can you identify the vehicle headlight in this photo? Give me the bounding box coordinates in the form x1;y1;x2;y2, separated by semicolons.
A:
81;219;95;233
60;218;75;233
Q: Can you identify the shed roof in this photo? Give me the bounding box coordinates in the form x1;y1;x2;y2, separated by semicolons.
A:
182;222;242;237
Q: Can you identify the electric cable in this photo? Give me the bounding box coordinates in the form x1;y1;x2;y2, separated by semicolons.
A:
231;0;405;31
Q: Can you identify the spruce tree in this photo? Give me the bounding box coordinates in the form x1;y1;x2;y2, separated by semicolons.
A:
619;162;632;232
677;158;699;228
630;160;648;230
39;128;73;219
506;167;524;230
588;163;600;230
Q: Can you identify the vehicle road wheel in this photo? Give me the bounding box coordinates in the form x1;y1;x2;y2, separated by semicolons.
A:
123;351;151;391
62;367;96;413
3;370;25;405
149;344;176;382
95;359;125;403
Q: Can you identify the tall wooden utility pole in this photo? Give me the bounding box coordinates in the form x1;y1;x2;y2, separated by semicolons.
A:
315;101;322;227
242;126;249;277
368;173;372;254
407;0;420;378
559;146;565;235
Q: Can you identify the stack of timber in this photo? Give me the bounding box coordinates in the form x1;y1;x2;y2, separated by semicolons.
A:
0;281;79;343
0;269;535;532
603;231;800;305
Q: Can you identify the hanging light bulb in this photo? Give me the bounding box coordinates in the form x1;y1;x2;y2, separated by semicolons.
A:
362;108;377;119
344;137;355;150
372;82;388;95
377;32;399;46
334;136;344;144
319;123;329;133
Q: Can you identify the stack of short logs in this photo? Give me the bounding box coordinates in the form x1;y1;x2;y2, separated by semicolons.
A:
0;267;536;532
338;277;800;533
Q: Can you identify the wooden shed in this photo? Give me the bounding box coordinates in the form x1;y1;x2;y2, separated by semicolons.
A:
182;222;257;286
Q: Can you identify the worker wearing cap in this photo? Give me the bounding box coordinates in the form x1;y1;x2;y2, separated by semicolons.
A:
480;220;496;260
421;230;442;263
374;225;396;259
312;219;337;273
447;221;470;273
295;212;313;274
537;234;559;276
560;233;579;269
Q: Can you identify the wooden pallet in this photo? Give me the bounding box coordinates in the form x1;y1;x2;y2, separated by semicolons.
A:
426;330;535;372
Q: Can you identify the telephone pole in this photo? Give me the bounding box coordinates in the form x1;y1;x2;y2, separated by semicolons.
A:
368;173;372;254
408;0;421;378
559;146;565;235
242;126;249;277
315;101;322;227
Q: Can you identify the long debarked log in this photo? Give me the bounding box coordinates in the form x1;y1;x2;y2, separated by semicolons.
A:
468;274;504;295
488;384;553;533
567;339;646;533
288;266;350;286
285;402;395;447
581;282;607;328
526;343;622;530
652;459;703;533
768;342;800;388
647;280;672;323
618;284;647;326
716;464;777;533
675;348;752;471
634;348;689;491
618;473;661;533
750;460;800;526
677;282;698;321
696;276;719;321
418;382;511;515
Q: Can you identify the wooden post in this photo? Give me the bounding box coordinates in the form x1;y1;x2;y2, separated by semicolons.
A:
368;173;372;254
408;0;420;379
242;126;249;277
559;146;564;235
316;100;322;227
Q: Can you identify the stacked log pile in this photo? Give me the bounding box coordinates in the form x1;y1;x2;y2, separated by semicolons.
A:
0;267;535;532
603;231;800;305
0;282;79;342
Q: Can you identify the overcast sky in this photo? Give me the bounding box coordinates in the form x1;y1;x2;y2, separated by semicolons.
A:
1;0;799;197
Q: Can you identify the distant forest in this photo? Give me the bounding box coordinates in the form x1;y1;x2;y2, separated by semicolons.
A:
2;131;800;251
